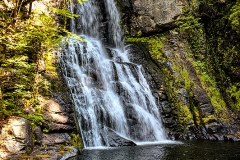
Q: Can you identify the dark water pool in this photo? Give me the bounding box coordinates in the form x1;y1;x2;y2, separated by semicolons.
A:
70;141;240;160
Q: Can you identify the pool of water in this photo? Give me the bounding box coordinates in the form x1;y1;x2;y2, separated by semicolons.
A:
69;140;240;160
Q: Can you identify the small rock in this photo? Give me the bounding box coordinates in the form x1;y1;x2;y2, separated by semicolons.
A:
42;100;64;113
213;134;225;141
225;135;238;142
43;113;69;124
206;122;219;134
37;58;46;72
208;135;217;141
23;106;36;114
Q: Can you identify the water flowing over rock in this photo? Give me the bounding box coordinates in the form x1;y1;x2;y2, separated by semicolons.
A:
60;0;167;147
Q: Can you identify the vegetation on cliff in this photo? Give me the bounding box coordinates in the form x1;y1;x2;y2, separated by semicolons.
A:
0;0;83;127
0;0;59;125
180;0;240;114
125;0;240;139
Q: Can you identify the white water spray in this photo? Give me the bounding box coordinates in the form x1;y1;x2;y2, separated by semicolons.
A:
60;0;166;147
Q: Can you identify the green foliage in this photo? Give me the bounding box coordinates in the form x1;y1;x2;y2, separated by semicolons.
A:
43;128;50;133
71;133;84;150
1;55;36;110
229;0;240;34
175;4;204;58
20;113;44;126
227;83;240;111
193;60;229;120
77;0;88;4
0;0;83;126
182;68;192;91
50;7;79;19
197;0;240;114
0;108;44;126
175;0;235;120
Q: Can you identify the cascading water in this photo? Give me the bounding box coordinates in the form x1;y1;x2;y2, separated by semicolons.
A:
60;0;166;147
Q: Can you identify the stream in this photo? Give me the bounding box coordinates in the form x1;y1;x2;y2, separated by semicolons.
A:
69;141;240;160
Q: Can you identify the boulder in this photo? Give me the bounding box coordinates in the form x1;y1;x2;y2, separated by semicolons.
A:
29;146;79;160
0;116;33;159
101;127;136;147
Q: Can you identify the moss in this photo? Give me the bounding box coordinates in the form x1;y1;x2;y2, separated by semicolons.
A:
71;133;84;150
126;36;166;60
226;83;240;111
202;115;217;124
192;60;230;121
173;0;240;122
0;108;44;127
43;128;50;133
198;1;240;114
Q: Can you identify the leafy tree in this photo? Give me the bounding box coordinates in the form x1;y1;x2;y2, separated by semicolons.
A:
0;0;84;123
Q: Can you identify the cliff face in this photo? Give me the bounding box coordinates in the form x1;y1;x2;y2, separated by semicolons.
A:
120;0;240;141
118;0;186;35
1;0;240;158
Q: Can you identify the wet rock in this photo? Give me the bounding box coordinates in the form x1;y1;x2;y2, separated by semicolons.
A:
0;116;33;159
206;123;219;134
161;101;172;114
193;88;214;117
208;135;217;140
34;126;43;144
41;133;71;145
224;135;239;142
101;127;136;147
206;123;229;134
213;134;225;141
48;123;75;132
199;126;207;137
162;117;173;127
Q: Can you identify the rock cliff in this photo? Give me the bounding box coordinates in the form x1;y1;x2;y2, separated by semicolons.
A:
121;0;240;141
118;0;186;35
1;0;240;159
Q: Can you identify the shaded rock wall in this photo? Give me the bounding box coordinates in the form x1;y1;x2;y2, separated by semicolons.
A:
120;0;240;141
127;32;240;141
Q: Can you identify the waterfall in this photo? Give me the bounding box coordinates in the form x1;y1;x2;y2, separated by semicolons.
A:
60;0;166;147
